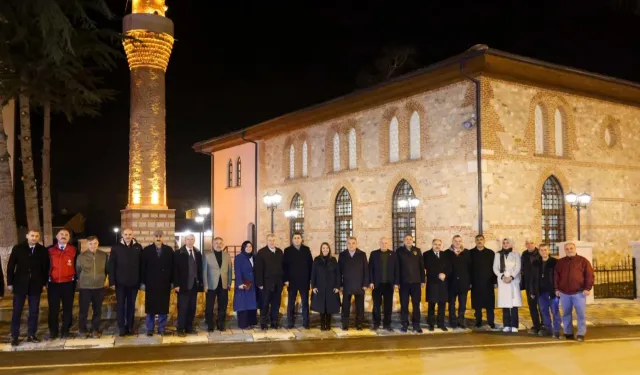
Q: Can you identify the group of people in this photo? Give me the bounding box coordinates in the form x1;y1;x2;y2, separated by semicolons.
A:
0;228;595;348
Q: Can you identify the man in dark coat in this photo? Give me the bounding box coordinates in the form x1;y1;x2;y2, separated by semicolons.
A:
174;233;204;336
141;231;174;336
444;235;472;329
338;236;369;330
283;232;313;329
470;234;497;328
397;234;425;333
369;237;399;331
424;239;451;331
255;233;285;330
521;238;543;334
109;228;143;336
6;229;49;346
527;243;561;338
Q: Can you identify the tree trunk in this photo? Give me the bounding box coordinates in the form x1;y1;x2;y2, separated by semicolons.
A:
0;98;18;248
18;93;41;232
42;101;53;246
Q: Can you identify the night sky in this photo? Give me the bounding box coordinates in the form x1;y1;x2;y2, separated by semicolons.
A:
14;0;640;242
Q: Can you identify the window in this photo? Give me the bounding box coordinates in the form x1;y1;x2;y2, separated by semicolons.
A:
289;144;295;179
392;179;417;250
227;159;233;187
334;187;353;253
333;133;341;172
348;128;357;169
389;116;399;163
236;158;241;186
555;109;564;157
409;111;421;160
535;105;544;154
541;175;566;255
302;141;308;177
290;193;305;239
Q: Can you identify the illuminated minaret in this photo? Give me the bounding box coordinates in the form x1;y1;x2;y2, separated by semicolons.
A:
121;0;175;245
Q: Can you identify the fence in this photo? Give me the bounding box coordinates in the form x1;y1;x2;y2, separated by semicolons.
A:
593;256;637;299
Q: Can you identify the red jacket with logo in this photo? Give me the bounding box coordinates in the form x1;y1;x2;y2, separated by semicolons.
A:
48;244;77;283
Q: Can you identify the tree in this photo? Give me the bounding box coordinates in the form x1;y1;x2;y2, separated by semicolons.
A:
356;45;420;88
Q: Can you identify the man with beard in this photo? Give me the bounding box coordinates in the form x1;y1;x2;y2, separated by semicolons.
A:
283;232;313;329
338;237;369;331
444;235;472;329
141;230;174;336
521;238;542;334
255;234;285;330
47;228;77;339
396;234;425;333
424;239;451;331
470;234;496;329
109;228;143;336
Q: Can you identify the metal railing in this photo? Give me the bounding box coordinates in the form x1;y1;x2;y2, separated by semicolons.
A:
593;256;637;299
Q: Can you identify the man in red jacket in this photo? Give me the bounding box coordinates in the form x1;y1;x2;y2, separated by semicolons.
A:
47;228;77;339
554;242;594;342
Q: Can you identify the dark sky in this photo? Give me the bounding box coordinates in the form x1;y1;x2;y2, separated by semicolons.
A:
14;0;640;242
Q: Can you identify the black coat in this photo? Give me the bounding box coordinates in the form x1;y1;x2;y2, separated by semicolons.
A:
310;256;342;314
520;249;540;291
338;249;369;295
254;247;284;290
444;249;472;294
141;244;175;314
527;256;558;298
469;247;497;309
396;246;425;284
173;247;204;292
424;250;451;303
6;242;49;296
368;249;400;287
109;240;143;287
283;245;313;289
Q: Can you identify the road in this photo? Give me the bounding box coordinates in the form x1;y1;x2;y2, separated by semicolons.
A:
0;326;639;374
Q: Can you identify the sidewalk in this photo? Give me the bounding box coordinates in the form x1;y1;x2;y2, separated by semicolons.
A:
1;298;639;352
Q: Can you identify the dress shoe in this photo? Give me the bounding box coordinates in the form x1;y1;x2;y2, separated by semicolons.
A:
400;325;408;333
302;324;310;330
439;326;448;332
342;326;349;331
119;331;127;337
93;331;103;339
414;327;423;334
146;332;153;337
488;323;496;329
384;326;394;332
576;335;585;342
49;334;59;340
356;326;362;331
286;323;295;329
208;327;215;332
26;335;41;343
373;325;380;331
260;324;268;331
458;323;467;329
428;326;435;332
270;324;278;330
553;332;561;339
60;332;69;339
475;321;482;328
177;330;187;337
11;337;19;347
565;334;575;340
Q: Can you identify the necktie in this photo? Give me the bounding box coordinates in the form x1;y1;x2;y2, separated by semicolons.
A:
60;246;65;251
189;249;193;260
436;252;439;259
30;247;34;255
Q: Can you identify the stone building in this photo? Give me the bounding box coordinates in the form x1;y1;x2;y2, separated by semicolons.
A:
194;45;640;266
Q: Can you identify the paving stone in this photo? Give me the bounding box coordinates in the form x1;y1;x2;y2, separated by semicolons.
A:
332;328;377;338
64;336;115;350
208;333;254;343
13;339;66;351
115;335;162;347
252;330;296;341
162;334;209;345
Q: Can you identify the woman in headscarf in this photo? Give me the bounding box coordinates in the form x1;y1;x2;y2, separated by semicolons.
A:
310;242;341;330
234;241;258;329
493;238;523;333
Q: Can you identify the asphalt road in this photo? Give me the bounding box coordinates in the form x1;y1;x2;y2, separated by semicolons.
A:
1;326;639;374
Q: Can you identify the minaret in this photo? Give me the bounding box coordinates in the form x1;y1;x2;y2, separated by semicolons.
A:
120;0;175;246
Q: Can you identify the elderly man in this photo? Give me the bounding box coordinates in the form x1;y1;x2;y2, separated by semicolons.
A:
369;237;399;331
424;239;451;332
283;232;313;329
174;233;204;336
397;234;425;333
444;235;472;329
203;237;233;332
141;230;174;336
555;242;594;342
47;228;78;339
76;236;108;338
521;238;542;334
338;236;369;331
109;228;143;337
255;233;285;330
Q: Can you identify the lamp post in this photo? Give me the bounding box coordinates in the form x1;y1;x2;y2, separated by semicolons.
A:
565;192;592;241
197;206;210;250
195;216;205;250
263;191;283;234
113;227;119;243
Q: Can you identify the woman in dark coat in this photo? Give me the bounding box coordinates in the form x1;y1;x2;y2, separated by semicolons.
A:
234;241;258;329
311;242;341;331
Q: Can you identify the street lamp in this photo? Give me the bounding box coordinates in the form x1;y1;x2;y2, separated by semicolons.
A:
565;191;592;241
195;216;205;250
284;210;298;239
197;206;210;250
113;227;119;243
263;191;282;234
397;196;420;209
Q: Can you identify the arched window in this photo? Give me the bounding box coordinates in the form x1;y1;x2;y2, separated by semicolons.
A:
290;193;305;239
302;141;308;177
236;158;242;186
389;116;399;163
333;133;341;172
348;128;357;169
227;159;233;187
334;187;353;253
289;144;295;179
392;179;417;250
409;111;421;160
541;176;566;255
535;105;544;154
555;109;564;157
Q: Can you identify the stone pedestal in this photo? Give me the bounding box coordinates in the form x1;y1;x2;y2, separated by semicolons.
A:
121;209;176;248
630;241;640;300
557;241;595;305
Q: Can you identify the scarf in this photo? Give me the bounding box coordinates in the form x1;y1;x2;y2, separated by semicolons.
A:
499;248;513;273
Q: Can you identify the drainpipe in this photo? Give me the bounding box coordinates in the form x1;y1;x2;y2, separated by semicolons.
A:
459;60;483;235
241;131;258;245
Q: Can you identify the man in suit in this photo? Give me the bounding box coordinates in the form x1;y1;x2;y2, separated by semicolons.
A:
444;235;472;329
141;231;174;336
470;234;497;329
109;228;143;336
522;238;543;334
6;229;49;346
203;237;233;332
283;232;313;329
369;237;399;331
255;233;285;330
424;239;452;331
396;234;425;333
47;228;78;339
338;236;369;331
174;233;204;336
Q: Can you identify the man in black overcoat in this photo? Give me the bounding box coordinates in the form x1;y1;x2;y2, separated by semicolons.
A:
444;235;472;328
368;237;399;331
255;233;285;330
469;234;497;328
424;239;452;331
141;230;174;336
283;232;313;329
396;234;425;333
338;236;369;330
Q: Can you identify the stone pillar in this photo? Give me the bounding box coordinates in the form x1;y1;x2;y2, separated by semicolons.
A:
630;242;640;300
557;241;595;305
